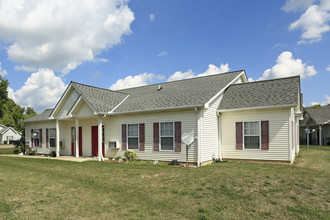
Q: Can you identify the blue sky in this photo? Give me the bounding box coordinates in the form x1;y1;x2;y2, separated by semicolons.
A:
0;0;329;112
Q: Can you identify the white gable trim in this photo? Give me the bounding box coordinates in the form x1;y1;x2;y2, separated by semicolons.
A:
67;95;98;117
107;95;130;114
49;84;73;119
204;71;246;109
218;104;296;113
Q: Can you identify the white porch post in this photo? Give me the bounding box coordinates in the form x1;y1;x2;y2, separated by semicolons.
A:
75;118;79;158
98;116;104;161
56;119;60;157
319;125;322;146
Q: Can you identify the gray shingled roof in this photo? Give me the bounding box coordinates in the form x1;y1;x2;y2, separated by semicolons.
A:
305;105;330;125
218;76;300;111
113;70;243;113
72;82;128;113
22;109;54;123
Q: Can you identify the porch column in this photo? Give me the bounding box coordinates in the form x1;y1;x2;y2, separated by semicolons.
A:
98;116;104;161
56;119;60;157
75;118;79;158
319;125;322;146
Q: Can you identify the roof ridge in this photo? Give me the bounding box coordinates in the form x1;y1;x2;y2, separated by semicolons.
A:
227;75;300;88
71;81;128;95
117;70;245;91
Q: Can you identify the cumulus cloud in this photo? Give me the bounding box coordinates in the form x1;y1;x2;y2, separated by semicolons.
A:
167;63;230;82
259;51;317;80
0;62;7;76
326;65;330;71
149;13;155;22
286;0;330;44
311;95;330;106
157;51;168;57
282;0;315;12
9;69;67;112
0;0;134;74
110;73;157;90
167;70;194;82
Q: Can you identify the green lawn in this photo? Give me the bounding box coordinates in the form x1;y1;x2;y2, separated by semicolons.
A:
0;147;16;154
0;146;329;219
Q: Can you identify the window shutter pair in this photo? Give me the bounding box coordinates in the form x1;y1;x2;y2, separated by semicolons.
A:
235;121;269;150
153;122;182;152
122;124;145;151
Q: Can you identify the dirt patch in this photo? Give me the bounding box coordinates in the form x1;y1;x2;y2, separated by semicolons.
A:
0;144;15;149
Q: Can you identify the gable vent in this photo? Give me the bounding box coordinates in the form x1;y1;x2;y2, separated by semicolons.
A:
157;85;162;91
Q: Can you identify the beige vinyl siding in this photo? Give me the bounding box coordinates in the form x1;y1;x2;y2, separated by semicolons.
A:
56;89;77;119
200;96;222;162
221;108;291;161
25;121;56;154
1;129;21;144
105;110;198;162
74;100;94;117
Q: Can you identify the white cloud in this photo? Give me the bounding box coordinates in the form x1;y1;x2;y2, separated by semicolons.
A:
14;65;37;72
311;95;330;106
196;63;230;77
167;63;230;82
91;71;103;78
95;58;109;63
167;70;194;82
9;69;67;112
149;13;155;22
0;62;7;76
110;73;157;90
259;51;317;80
282;0;315;12
287;0;330;44
157;51;168;57
0;0;134;74
326;65;330;71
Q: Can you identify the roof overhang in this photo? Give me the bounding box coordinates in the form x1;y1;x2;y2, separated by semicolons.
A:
67;94;101;117
217;104;296;113
49;83;73;119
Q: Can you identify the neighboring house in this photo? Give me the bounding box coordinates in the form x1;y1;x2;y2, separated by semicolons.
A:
23;70;302;165
299;105;330;146
0;124;22;144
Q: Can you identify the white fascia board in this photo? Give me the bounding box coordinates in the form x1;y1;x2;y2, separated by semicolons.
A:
218;104;296;113
204;71;245;109
49;84;73;119
67;95;83;117
107;95;130;114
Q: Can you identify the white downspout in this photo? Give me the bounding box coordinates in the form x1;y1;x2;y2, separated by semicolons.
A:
319;125;322;146
196;108;203;167
217;111;222;161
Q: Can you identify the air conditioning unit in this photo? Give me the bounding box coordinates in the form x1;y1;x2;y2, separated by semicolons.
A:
109;141;117;148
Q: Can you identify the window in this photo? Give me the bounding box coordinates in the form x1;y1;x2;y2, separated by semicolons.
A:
33;129;40;147
49;128;56;147
160;122;174;150
244;121;260;149
127;124;138;150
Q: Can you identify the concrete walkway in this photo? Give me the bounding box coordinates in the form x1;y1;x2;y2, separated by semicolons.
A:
0;154;98;162
0;144;15;148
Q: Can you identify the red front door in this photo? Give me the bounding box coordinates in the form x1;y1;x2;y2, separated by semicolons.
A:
91;126;104;157
71;127;82;156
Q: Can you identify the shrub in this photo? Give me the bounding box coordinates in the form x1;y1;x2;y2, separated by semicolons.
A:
20;142;25;154
13;148;21;154
27;150;36;155
124;150;137;162
4;140;7;144
49;151;56;157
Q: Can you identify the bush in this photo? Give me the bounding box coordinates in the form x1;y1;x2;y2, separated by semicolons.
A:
49;151;56;157
27;150;36;155
3;140;7;144
20;142;25;154
13;148;21;154
124;150;137;162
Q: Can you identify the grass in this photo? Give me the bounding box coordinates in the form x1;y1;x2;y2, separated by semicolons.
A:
0;145;329;219
0;148;16;154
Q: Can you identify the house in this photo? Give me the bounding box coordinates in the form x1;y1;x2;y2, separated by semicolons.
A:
299;105;330;146
0;124;22;144
23;70;302;165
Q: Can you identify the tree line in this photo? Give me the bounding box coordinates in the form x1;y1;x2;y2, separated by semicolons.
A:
0;76;37;135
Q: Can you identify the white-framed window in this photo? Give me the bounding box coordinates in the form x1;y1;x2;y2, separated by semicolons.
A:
49;128;56;148
127;124;139;150
160;122;174;151
243;121;260;149
33;129;40;147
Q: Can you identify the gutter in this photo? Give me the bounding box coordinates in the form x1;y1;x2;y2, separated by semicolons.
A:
218;104;297;113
